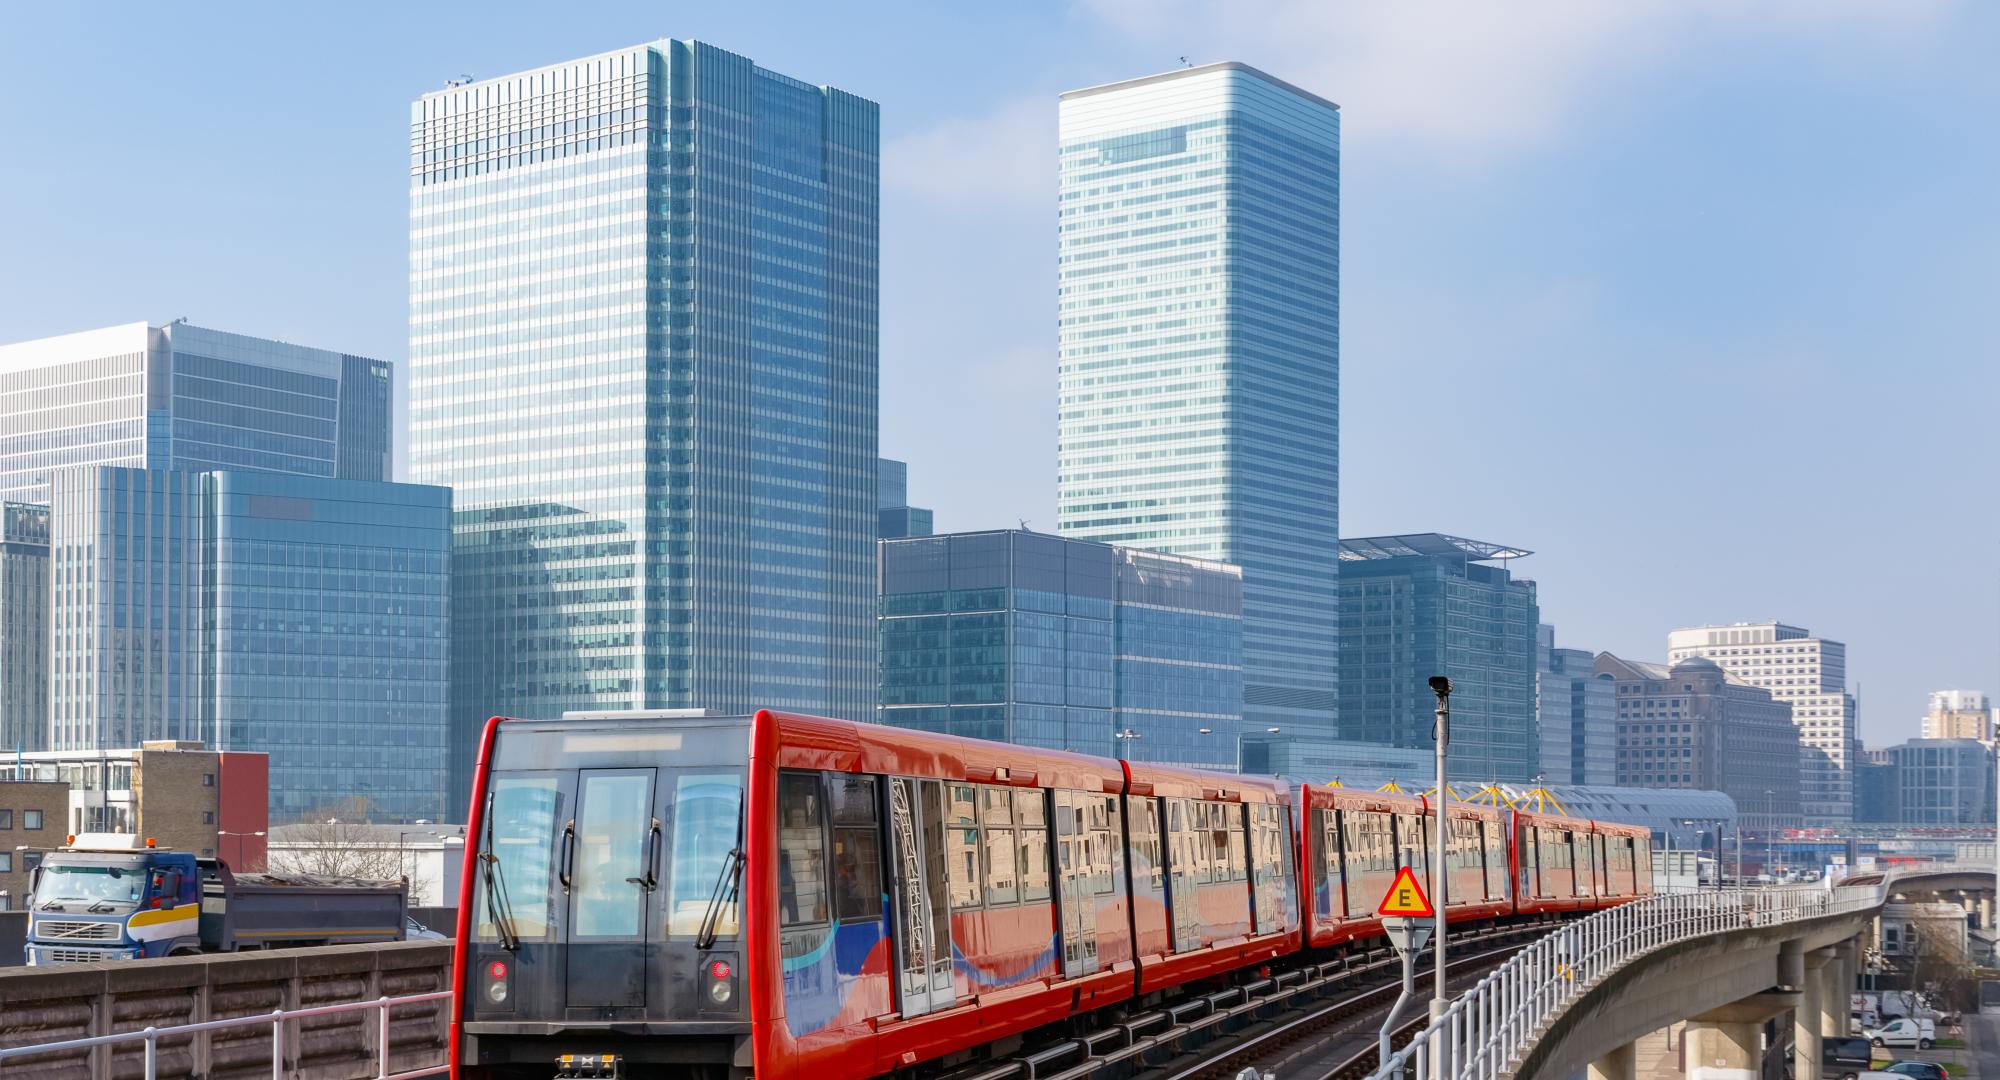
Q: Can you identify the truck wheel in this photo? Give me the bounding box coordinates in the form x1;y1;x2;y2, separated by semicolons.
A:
168;947;201;957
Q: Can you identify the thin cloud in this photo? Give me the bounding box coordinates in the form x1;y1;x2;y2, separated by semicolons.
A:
882;97;1053;207
1078;0;1957;155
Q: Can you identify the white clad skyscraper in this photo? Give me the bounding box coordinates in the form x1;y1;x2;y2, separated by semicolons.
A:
1056;64;1340;755
409;41;880;809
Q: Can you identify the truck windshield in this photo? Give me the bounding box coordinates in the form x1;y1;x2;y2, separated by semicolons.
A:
667;773;742;937
37;861;146;907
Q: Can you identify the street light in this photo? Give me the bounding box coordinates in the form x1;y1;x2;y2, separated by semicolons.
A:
217;830;265;871
1427;675;1452;1020
1114;729;1141;741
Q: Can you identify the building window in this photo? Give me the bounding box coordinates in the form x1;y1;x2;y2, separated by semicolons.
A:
202;811;215;825
0;852;10;872
22;810;42;831
203;774;216;788
0;809;11;829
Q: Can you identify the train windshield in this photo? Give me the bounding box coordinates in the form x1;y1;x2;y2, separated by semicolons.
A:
666;773;742;936
476;775;563;942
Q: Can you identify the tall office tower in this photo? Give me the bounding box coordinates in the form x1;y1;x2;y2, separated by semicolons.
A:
878;457;933;539
1338;535;1540;783
1923;689;1991;742
1057;64;1341;742
1;503;49;751
0;321;390;504
410;42;880;809
1667;622;1858;827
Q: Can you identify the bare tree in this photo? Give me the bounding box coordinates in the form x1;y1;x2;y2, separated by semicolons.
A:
1906;915;1978;1017
265;807;428;897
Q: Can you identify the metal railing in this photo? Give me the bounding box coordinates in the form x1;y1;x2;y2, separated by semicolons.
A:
0;989;451;1079
1371;882;1889;1080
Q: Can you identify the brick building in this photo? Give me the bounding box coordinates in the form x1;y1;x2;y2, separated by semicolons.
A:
0;742;269;870
0;780;66;910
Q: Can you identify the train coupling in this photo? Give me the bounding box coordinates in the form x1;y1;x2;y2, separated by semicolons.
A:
553;1053;622;1078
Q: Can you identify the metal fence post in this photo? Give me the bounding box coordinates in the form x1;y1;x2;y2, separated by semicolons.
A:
142;1028;157;1080
378;996;393;1079
271;1008;285;1080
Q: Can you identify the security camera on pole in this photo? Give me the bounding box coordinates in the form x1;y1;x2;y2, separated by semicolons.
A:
1428;675;1452;1019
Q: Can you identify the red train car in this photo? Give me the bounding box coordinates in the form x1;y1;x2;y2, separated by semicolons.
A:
451;710;1653;1079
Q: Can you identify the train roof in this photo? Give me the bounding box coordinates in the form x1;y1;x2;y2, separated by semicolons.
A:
1123;761;1289;803
759;710;1126;793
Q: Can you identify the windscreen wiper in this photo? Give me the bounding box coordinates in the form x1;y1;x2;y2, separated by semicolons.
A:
480;794;521;952
695;791;746;951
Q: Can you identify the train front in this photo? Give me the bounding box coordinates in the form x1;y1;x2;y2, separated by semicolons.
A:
454;712;754;1079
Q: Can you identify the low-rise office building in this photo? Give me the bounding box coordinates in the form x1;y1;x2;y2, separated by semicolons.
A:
1597;654;1802;832
0;741;268;869
0;780;66;911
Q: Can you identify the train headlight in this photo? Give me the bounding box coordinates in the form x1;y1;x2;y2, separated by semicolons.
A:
706;959;733;1004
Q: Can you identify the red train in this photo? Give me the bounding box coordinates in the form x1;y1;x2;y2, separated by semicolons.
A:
451;710;1655;1078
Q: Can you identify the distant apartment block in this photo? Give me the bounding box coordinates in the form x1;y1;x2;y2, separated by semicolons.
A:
1668;621;1857;826
1338;535;1540;783
1882;738;1993;826
1923;689;1991;742
1597;653;1803;832
879;530;1244;766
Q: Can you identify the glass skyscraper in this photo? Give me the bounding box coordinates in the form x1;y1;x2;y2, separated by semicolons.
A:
1056;63;1341;743
409;41;880;810
0;321;390;505
1338;534;1541;783
879;530;1243;766
1;502;49;751
46;467;451;823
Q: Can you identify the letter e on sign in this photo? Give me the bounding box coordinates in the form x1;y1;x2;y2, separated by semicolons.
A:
1377;866;1434;918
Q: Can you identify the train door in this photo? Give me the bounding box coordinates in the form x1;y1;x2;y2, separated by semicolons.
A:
565;768;657;1009
1166;799;1201;952
1053;790;1100;976
887;777;956;1017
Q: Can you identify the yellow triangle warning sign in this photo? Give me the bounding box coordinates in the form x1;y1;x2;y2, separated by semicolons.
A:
1378;865;1434;918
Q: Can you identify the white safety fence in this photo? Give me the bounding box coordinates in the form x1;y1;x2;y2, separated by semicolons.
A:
1371;882;1889;1080
0;990;450;1080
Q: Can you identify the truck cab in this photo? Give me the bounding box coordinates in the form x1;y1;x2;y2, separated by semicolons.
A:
24;834;203;964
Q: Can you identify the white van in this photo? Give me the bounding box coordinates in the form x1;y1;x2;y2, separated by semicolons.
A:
1865;1018;1936;1049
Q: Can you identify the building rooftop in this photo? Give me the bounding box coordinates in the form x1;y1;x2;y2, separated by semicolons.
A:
1338;534;1532;562
1060;61;1339;112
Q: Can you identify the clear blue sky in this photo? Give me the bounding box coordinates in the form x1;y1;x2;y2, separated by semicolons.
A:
3;2;1993;744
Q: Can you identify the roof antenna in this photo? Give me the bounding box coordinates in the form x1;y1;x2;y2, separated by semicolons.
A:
1179;56;1192;68
1019;518;1032;532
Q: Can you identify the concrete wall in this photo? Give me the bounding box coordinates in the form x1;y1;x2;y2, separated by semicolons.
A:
0;940;450;1078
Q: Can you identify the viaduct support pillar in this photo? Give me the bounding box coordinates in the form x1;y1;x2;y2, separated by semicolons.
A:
1688;993;1799;1080
1588;1040;1638;1080
1795;946;1833;1080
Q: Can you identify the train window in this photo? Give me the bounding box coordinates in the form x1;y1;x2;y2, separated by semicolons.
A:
830;776;883;922
1126;795;1163;899
1096;796;1121;895
572;771;654;939
1394;814;1426;875
947;784;982;909
1225;805;1248;883
1019;789;1051;902
1482;819;1507;901
983;787;1019;905
475;774;563;942
667;773;744;936
778;772;829;927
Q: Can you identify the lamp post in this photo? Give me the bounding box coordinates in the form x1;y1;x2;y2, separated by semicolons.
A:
1427;675;1452;1020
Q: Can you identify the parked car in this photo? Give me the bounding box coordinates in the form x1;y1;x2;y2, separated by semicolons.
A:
1823;1036;1874;1080
1865;1018;1937;1049
404;916;448;942
1880;1062;1949;1080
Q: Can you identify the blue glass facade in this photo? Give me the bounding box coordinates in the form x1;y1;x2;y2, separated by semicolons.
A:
879;530;1243;766
46;467;450;822
1338;535;1541;783
1;502;49;752
1056;64;1341;744
410;41;880;813
0;321;389;506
